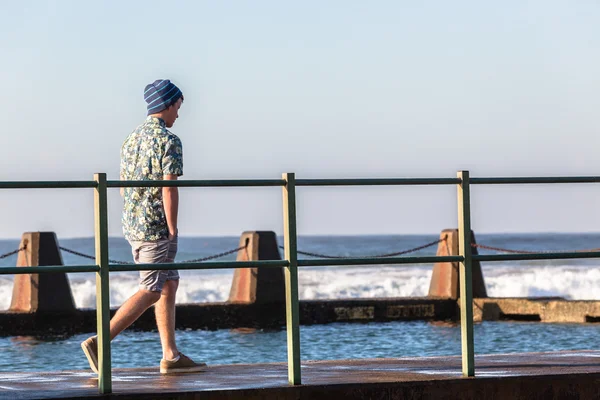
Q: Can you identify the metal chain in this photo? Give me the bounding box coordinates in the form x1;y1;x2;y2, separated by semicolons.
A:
279;236;446;259
472;242;600;254
28;238;600;263
59;244;246;265
0;247;25;260
58;239;600;263
59;246;133;264
177;245;247;263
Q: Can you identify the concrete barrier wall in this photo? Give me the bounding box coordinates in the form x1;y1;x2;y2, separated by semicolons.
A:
0;298;457;336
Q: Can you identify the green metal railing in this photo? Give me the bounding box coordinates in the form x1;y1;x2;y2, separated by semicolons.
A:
2;171;600;394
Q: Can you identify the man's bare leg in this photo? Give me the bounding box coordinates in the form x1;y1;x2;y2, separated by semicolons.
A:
109;290;161;340
155;279;179;360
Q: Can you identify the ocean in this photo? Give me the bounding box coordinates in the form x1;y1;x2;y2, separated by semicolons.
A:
2;232;600;309
2;232;600;372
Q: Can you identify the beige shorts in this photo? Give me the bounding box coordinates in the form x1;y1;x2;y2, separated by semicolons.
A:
129;236;180;292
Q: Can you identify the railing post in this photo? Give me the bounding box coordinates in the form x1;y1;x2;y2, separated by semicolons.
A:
282;173;301;385
457;170;475;376
94;173;112;393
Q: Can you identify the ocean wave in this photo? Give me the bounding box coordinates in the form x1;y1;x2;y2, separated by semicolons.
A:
483;265;600;299
1;265;600;310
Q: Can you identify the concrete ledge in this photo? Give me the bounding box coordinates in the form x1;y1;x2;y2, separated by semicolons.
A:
5;297;600;336
473;298;600;323
0;298;457;336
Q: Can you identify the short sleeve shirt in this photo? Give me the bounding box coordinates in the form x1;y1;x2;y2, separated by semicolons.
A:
120;116;183;241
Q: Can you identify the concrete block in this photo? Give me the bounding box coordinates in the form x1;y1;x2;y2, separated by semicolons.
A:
9;232;76;313
228;231;285;305
428;229;487;299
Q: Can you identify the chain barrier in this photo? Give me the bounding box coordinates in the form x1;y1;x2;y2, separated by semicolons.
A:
15;239;600;264
279;236;446;259
59;244;247;265
6;237;446;265
59;246;134;265
472;242;600;254
0;247;25;260
176;245;247;263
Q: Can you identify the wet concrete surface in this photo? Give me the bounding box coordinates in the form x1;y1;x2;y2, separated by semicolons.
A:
2;351;600;399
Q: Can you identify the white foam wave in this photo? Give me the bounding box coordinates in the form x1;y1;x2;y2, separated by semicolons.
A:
483;265;600;300
68;272;234;308
0;276;14;309
298;266;432;299
1;265;600;310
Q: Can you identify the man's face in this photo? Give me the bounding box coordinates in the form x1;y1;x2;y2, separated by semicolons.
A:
164;98;183;128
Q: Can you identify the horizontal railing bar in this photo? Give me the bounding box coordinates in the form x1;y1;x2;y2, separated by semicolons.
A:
107;180;286;188
296;178;462;186
0;181;97;189
109;260;290;272
0;265;100;274
2;176;600;190
473;251;600;262
298;255;463;267
471;177;600;185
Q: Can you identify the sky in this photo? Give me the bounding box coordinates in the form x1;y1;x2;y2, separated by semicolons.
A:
1;1;599;239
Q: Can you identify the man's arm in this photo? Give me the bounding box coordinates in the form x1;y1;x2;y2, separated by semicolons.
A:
120;174;125;197
162;136;183;239
119;144;127;197
163;174;179;239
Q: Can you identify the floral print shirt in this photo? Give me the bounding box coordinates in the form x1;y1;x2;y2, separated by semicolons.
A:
120;116;183;241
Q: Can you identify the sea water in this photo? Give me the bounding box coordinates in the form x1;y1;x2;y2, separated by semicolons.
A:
1;233;599;372
1;321;599;372
2;233;600;308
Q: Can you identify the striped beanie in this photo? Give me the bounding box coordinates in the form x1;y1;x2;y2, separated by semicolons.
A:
144;79;183;115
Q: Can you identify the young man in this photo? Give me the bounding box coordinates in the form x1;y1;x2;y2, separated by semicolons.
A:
81;79;205;374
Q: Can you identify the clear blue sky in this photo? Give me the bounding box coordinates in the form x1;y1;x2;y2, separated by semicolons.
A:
1;1;599;239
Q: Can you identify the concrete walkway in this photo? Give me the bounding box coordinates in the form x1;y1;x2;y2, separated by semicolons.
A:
2;351;600;399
